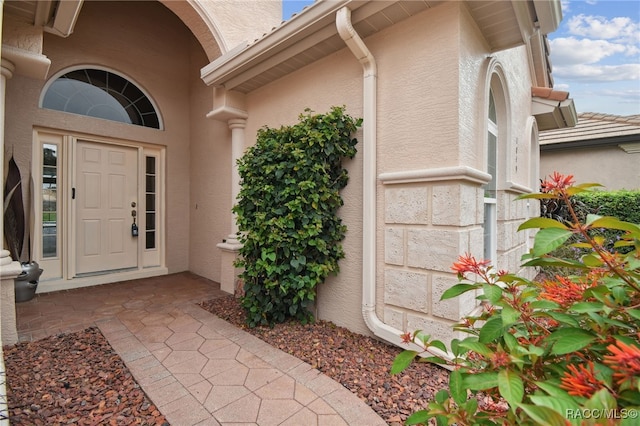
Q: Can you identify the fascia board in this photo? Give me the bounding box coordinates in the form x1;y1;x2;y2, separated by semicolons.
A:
541;134;640;151
533;0;562;34
45;0;84;37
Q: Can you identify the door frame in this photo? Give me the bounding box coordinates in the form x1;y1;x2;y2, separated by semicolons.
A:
32;129;167;292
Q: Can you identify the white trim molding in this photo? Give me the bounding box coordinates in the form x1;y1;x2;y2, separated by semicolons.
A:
380;166;491;186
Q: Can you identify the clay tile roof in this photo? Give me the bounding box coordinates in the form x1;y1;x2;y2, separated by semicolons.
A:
539;112;640;146
531;86;570;101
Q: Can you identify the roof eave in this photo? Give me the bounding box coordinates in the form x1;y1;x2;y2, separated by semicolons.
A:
201;0;352;87
532;97;578;131
43;0;84;38
533;0;563;34
540;134;640;151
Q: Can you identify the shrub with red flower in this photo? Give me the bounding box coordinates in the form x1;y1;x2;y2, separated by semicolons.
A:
604;340;640;388
539;275;595;307
391;173;640;425
560;362;604;398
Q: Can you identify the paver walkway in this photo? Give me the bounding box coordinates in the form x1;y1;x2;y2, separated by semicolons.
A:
15;272;387;426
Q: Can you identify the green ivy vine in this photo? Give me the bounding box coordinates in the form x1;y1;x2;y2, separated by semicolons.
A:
233;106;362;327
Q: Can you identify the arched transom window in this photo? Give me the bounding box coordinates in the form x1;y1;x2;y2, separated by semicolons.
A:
42;68;161;129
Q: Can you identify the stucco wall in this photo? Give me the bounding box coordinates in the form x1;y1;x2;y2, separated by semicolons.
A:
4;1;223;282
541;146;640;190
243;45;367;335
189;52;232;280
197;0;282;52
226;1;540;341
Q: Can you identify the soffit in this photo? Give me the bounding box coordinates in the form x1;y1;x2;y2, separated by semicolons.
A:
466;0;530;51
3;0;82;37
203;0;546;93
4;1;37;22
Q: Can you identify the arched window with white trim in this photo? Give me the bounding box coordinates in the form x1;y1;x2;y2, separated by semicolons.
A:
42;68;161;129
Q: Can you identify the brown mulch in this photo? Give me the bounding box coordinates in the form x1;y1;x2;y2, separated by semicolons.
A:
3;327;168;426
199;295;450;425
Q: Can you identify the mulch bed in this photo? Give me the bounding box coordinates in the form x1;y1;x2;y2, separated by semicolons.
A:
3;327;168;426
199;295;450;425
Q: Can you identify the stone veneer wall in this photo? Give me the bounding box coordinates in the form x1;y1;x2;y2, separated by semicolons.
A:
381;177;533;346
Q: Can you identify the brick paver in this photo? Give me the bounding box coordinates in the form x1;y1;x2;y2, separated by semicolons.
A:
15;272;386;426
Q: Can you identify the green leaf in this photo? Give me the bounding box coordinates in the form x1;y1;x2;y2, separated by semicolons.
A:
534;381;573;399
435;389;449;404
463;372;499;390
546;328;596;355
570;302;605;313
518;217;569;231
428;340;448;353
449;370;467;405
483;284;503;304
532;228;573;256
500;306;521;326
528;396;581;426
479;317;504;343
459;341;494;358
390;350;417;375
422;356;448;365
406;410;431;425
529;300;560;310
441;283;478;300
498;369;524;407
588;215;640;235
627;309;640;321
503;332;519;352
584;388;617;411
518;404;568;425
521;257;587;269
545;311;579;327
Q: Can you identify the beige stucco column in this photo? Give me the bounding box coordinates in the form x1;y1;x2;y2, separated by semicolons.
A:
1;56;22;347
216;117;246;294
223;118;246;245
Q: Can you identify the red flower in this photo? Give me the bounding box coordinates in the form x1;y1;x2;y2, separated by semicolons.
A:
539;276;592;307
490;351;510;368
400;332;412;344
541;172;575;193
603;340;640;386
560;362;603;398
451;253;491;278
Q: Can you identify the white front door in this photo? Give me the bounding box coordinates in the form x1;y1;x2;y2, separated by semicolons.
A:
75;141;139;275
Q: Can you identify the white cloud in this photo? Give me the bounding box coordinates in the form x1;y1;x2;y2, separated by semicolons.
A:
553;63;640;82
567;14;640;45
550;37;628;65
598;88;640;101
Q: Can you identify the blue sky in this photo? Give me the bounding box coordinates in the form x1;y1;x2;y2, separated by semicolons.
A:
550;1;639;116
283;1;639;116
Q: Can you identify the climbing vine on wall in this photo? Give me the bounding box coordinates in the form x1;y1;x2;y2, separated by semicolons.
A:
233;106;362;327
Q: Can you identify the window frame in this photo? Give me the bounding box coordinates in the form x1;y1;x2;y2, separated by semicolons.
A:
40;66;163;130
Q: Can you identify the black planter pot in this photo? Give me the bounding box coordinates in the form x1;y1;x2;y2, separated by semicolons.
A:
15;261;43;303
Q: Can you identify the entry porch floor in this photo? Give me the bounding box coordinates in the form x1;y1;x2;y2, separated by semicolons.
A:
14;272;385;425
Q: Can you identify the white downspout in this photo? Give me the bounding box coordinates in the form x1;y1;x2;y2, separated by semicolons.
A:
336;7;406;346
